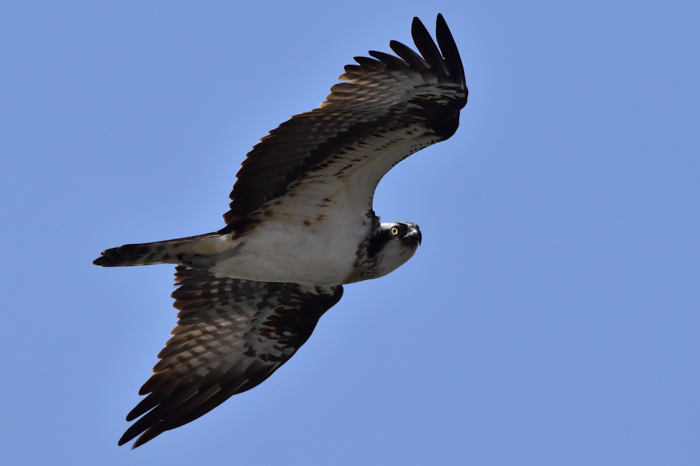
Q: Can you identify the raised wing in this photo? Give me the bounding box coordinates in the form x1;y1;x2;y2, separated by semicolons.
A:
221;14;467;231
119;266;343;448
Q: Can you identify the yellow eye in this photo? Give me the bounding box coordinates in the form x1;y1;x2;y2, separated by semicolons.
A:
390;226;400;236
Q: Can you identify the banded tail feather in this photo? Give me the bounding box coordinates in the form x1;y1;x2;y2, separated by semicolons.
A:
93;233;218;267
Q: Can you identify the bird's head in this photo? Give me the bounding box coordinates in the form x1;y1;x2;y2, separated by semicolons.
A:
365;221;421;280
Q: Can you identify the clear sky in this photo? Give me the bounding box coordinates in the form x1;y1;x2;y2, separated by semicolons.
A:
1;1;699;464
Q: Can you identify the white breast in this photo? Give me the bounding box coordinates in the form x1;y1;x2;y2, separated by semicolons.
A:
210;186;374;285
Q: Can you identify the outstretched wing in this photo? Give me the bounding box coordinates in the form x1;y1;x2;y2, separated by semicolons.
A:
221;14;467;232
120;266;343;448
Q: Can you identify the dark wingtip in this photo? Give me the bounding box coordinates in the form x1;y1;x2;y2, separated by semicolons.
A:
117;433;130;447
411;16;424;31
129;428;161;449
410;16;449;75
389;39;429;70
118;421;142;447
435;14;466;89
118;422;162;449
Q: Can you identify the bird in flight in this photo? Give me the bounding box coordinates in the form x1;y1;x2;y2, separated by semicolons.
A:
94;14;468;448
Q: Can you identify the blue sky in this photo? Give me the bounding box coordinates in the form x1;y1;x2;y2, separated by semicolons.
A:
1;1;699;464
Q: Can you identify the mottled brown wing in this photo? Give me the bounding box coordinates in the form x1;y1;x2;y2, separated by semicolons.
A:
119;266;343;448
221;15;467;231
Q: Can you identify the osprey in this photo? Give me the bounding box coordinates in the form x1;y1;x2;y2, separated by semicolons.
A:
95;14;468;448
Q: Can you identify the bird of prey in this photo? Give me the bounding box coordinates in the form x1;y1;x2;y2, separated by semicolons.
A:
94;14;468;448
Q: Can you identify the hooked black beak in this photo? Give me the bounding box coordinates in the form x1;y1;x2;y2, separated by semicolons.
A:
408;226;422;246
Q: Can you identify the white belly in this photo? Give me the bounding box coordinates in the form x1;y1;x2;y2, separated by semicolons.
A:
208;163;379;284
209;216;371;285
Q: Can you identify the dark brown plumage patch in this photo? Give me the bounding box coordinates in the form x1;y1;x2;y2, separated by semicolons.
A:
220;14;466;231
119;267;342;448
